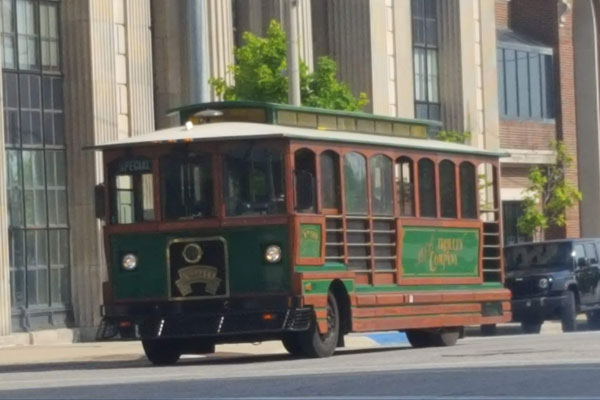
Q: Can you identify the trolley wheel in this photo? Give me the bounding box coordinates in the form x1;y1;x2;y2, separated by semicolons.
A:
561;291;577;332
142;339;182;366
431;327;461;346
281;333;304;356
299;291;340;358
406;330;434;348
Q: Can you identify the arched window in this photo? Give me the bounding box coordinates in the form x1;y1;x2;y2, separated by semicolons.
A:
294;149;316;213
418;158;436;217
320;151;341;211
344;152;368;214
370;155;393;215
396;157;415;216
439;160;457;218
460;162;477;218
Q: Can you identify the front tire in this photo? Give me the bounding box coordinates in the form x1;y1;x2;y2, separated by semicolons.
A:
521;320;542;334
299;292;340;358
587;310;600;330
561;291;577;332
281;333;304;356
142;339;182;366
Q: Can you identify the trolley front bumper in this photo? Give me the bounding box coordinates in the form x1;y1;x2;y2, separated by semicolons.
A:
97;295;313;341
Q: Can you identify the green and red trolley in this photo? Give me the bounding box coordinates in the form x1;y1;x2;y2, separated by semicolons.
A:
94;101;511;365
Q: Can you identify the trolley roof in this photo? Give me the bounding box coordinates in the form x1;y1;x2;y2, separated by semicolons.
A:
87;121;507;158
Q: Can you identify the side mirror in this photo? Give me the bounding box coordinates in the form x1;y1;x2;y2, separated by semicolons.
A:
94;184;106;220
295;170;315;212
577;257;588;268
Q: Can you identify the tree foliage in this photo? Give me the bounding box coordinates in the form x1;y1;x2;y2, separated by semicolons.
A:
210;20;368;111
436;130;471;144
517;140;582;238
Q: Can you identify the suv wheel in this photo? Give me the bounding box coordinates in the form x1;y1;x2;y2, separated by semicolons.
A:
561;291;577;332
587;310;600;330
521;320;542;334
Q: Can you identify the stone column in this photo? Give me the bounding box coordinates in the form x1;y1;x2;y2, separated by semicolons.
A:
234;0;313;69
574;0;600;236
152;0;234;129
63;0;155;336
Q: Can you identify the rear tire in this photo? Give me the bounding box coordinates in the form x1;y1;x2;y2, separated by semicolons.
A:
406;330;434;348
480;324;497;336
142;339;181;366
432;328;460;346
298;292;340;358
561;291;577;332
521;320;542;334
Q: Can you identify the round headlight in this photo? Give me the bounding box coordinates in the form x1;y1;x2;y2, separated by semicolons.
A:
122;254;138;271
538;277;549;289
265;245;282;264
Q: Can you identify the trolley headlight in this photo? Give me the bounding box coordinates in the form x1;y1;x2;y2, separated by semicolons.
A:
121;253;138;271
538;277;550;289
265;245;282;264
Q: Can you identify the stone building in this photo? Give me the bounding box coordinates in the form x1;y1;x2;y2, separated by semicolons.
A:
0;0;585;340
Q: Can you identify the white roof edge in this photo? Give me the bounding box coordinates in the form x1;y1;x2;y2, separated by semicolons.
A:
85;122;505;158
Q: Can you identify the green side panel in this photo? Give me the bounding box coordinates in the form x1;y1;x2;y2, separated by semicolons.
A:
109;224;290;300
401;226;479;278
299;224;322;258
295;263;346;272
355;282;504;293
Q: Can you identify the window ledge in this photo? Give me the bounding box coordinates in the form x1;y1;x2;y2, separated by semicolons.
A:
500;149;555;165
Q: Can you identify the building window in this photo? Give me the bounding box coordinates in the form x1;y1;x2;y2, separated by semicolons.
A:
3;0;69;326
411;0;440;121
502;201;532;245
497;44;555;120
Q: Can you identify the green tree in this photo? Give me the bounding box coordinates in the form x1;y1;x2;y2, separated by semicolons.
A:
210;20;368;111
517;140;582;238
436;130;471;144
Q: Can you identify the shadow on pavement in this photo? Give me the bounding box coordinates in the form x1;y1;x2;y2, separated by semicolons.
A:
0;345;412;374
465;320;590;337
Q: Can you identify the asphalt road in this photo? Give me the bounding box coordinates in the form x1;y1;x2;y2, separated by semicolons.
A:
2;331;600;400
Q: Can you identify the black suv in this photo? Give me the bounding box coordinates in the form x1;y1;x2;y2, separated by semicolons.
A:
503;239;600;333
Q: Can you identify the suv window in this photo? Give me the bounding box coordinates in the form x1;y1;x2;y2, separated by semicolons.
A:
585;243;598;264
574;244;585;266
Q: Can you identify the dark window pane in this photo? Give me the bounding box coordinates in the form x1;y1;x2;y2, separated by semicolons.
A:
19;74;30;108
54;113;64;145
504;49;518;117
29;75;40;109
370;155;393;216
294;149;316;213
542;54;555;119
497;49;505;116
415;103;429;119
460;162;477;219
223;146;286;216
9;229;26;307
162;154;214;220
4;72;18;108
320;151;341;210
428;104;441;121
418;158;436;217
426;18;437;46
529;53;542;119
7;149;24;227
344;152;368;215
43;76;53;108
517;50;530;118
5;109;19;146
53;77;63;108
396;157;415;216
439;160;457;218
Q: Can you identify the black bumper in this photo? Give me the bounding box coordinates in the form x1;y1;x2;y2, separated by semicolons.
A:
511;293;569;322
97;295;313;341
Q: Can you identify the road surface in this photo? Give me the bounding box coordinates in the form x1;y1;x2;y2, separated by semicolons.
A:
1;330;600;399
